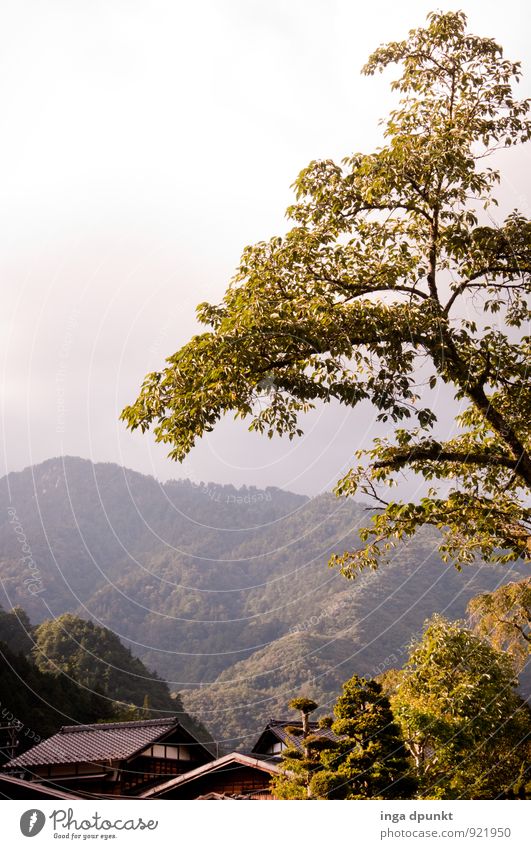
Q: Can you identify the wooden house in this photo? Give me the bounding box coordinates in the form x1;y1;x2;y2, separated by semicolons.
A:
140;718;342;799
141;752;283;799
2;716;342;799
251;717;340;759
3;716;215;796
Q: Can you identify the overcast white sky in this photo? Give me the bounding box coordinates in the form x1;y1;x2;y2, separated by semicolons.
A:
1;0;530;494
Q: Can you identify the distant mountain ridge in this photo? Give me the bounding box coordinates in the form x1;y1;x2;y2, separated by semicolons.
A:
1;456;526;746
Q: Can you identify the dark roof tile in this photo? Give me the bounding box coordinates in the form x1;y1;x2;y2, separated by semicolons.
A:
252;719;341;755
4;717;184;768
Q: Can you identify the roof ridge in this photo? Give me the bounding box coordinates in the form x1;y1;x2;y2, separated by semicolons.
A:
60;716;180;733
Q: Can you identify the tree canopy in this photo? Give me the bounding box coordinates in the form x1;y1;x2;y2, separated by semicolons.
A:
314;676;416;800
121;11;531;573
388;615;530;798
32;613;178;713
273;680;416;799
467;578;531;669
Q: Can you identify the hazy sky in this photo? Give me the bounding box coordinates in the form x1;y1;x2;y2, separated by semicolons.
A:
1;0;530;494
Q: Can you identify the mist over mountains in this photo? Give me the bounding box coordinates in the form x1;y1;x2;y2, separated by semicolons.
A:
1;456;526;746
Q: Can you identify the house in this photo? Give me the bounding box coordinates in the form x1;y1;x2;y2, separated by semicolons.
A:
140;718;342;800
140;752;284;800
3;716;215;796
251;718;340;759
2;716;342;799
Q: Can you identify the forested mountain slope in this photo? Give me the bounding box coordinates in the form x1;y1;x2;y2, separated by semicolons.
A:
1;457;526;746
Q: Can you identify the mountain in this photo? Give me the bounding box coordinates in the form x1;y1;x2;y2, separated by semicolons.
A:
0;605;212;755
0;639;115;762
181;551;530;746
0;456;526;747
31;612;181;712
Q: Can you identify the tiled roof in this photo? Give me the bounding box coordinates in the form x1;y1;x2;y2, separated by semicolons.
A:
252;718;341;755
141;752;283;798
4;717;183;768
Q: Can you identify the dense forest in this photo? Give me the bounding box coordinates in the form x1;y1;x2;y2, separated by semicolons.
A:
273;616;530;800
0;457;527;746
0;605;212;762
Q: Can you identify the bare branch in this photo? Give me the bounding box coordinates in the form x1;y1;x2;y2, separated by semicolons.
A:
444;268;529;313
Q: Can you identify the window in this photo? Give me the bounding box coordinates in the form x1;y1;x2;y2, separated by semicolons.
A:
142;744;191;760
265;741;284;755
164;746;179;760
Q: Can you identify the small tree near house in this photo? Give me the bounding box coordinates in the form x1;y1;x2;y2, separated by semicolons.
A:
272;698;334;800
273;683;416;799
313;676;417;800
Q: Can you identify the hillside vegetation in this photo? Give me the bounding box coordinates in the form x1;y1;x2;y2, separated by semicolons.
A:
1;457;526;746
0;605;211;759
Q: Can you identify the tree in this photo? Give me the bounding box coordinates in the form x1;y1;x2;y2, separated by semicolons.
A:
32;613;178;713
272;697;331;799
121;11;530;575
0;605;34;656
467;578;531;669
314;676;417;799
390;615;530;799
0;641;115;758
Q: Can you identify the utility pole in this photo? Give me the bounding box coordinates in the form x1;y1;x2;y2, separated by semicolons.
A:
0;722;20;762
